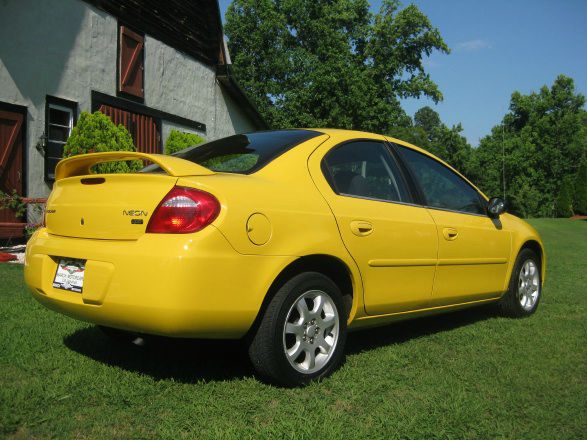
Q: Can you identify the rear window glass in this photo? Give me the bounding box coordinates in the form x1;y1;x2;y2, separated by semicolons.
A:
143;130;321;174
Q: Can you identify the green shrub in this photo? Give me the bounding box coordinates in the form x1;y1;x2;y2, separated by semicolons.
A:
0;189;26;218
164;129;205;155
555;178;574;218
201;154;258;172
64;111;142;174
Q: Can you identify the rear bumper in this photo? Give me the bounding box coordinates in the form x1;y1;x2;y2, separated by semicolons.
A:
25;228;294;338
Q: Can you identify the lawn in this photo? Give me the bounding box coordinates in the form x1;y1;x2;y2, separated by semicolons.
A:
1;219;586;439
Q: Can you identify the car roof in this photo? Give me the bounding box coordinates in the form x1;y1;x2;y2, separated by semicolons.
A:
308;128;432;156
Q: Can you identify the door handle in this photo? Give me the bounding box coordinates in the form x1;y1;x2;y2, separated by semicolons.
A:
350;221;373;236
443;227;458;241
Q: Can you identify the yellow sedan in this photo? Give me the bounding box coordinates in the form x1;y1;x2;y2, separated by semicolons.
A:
25;129;545;386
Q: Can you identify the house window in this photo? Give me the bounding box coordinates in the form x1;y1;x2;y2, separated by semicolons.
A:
118;25;145;100
45;97;76;182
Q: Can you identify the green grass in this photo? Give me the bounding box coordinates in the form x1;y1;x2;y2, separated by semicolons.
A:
1;219;586;439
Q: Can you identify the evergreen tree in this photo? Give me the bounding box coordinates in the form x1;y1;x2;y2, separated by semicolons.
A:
574;159;587;215
556;178;574;217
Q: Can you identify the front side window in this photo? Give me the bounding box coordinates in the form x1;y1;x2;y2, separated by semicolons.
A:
45;97;76;182
323;141;411;203
397;145;485;215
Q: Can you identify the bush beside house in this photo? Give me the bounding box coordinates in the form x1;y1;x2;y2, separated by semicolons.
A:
164;130;205;155
64;111;142;174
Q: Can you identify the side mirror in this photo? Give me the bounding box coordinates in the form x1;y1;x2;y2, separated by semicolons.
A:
487;197;506;218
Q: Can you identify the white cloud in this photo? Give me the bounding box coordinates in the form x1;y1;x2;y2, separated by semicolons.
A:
456;39;493;51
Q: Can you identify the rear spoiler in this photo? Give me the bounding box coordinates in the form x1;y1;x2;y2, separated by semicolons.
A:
55;152;214;180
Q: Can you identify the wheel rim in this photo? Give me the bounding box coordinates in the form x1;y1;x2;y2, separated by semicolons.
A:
518;259;540;311
282;289;340;374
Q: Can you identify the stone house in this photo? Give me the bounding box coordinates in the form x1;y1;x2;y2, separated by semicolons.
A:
0;0;266;238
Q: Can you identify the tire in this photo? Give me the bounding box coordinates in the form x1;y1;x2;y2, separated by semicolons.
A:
499;248;542;317
98;325;146;346
248;272;348;386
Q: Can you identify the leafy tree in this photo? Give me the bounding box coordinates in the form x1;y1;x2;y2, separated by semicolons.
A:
428;123;473;175
575;158;587;215
164;130;205;155
414;106;441;140
64;111;142;174
470;75;587;217
409;106;473;176
225;0;449;132
388;124;431;151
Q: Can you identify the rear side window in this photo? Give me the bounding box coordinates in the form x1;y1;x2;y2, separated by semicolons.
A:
397;145;485;215
323;141;411;203
146;130;321;174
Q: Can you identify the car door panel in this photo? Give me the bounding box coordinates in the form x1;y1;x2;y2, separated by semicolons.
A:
308;137;438;315
427;209;511;305
393;143;512;306
329;197;438;314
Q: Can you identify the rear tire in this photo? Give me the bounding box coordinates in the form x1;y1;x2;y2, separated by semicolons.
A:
499;248;542;317
248;272;348;386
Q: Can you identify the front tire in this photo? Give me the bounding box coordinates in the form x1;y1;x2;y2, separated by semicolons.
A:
248;272;348;386
499;248;542;317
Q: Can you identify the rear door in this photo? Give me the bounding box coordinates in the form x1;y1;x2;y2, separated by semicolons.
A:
309;137;438;315
394;144;511;305
0;107;25;237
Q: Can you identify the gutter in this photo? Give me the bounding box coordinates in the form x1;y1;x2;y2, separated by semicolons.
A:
216;64;269;130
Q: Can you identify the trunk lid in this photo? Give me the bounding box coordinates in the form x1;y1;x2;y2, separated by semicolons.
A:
45;152;214;240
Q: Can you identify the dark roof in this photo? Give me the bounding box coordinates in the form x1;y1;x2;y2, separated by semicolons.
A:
83;0;268;128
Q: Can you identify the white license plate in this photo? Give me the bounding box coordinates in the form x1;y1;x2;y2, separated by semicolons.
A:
53;259;86;293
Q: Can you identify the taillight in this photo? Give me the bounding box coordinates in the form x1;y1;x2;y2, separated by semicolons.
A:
146;186;220;234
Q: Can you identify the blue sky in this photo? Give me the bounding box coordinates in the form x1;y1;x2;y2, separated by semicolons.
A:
218;0;587;145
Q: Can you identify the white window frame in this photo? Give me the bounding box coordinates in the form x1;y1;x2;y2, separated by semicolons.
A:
47;103;74;145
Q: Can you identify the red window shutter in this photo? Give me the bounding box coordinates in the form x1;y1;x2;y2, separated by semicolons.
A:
119;26;144;99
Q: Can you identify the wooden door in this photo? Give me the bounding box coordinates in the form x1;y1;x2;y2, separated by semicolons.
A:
0;108;25;238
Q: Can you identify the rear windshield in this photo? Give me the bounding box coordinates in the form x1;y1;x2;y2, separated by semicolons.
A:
144;129;321;174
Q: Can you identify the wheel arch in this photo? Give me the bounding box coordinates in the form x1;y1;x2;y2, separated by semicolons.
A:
245;254;359;340
519;239;546;283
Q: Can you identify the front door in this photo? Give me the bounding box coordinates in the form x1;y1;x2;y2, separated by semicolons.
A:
0;106;25;238
395;144;511;305
310;137;438;315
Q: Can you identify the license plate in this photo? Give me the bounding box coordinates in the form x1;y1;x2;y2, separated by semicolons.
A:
53;259;86;293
